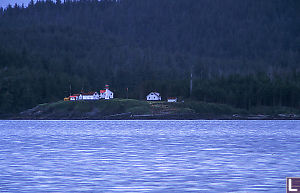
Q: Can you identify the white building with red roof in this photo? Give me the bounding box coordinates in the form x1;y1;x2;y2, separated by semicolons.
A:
69;94;80;101
167;97;177;102
67;85;113;101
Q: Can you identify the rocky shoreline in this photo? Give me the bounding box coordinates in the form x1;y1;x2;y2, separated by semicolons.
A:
3;112;300;120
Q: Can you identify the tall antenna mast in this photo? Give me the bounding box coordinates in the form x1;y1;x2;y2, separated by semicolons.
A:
81;83;84;93
190;66;193;97
69;81;72;96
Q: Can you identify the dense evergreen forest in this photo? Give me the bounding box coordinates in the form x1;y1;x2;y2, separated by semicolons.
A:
0;0;299;113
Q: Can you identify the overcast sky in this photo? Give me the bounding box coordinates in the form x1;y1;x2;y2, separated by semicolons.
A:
1;0;33;8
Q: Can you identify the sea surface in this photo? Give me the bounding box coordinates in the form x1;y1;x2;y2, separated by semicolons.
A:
0;120;299;192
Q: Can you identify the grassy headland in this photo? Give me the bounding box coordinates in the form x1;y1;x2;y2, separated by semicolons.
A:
15;99;300;120
19;99;150;119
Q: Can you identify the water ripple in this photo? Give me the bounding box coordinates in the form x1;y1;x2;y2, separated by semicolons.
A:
0;120;299;192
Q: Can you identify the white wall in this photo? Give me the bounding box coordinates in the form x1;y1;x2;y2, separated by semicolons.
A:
147;93;161;101
167;98;177;102
101;89;114;99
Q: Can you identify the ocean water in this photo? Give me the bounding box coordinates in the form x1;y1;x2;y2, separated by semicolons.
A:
0;120;299;192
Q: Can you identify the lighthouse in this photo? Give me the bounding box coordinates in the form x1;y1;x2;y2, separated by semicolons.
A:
105;84;109;99
99;85;114;99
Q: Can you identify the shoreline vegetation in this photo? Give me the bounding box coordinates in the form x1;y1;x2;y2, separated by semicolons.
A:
3;99;300;120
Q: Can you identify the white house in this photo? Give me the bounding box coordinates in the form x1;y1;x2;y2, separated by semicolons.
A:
146;92;161;101
78;92;100;100
167;97;177;102
100;89;114;99
69;94;79;101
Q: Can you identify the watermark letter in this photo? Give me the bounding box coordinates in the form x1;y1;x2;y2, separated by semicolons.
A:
287;177;300;193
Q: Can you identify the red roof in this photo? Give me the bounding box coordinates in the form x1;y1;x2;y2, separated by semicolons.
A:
81;92;96;95
100;90;106;93
70;96;78;98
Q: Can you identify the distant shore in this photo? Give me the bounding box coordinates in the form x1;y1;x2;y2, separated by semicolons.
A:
1;99;300;120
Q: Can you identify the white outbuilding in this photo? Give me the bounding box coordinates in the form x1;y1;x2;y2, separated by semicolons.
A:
146;92;161;101
167;97;177;102
69;94;80;101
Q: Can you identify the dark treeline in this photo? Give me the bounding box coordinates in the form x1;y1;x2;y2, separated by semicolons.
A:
0;0;299;113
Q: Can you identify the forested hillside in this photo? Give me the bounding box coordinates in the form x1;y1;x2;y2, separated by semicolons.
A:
0;0;299;113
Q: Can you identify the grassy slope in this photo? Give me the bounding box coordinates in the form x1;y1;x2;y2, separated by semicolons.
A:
147;100;245;115
23;98;300;119
39;99;245;115
37;99;151;116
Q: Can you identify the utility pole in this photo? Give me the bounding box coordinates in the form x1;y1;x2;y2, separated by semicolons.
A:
190;66;193;97
81;83;84;93
69;81;72;96
126;87;129;99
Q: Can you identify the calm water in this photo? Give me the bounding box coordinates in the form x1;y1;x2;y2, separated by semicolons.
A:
0;120;299;192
